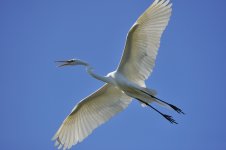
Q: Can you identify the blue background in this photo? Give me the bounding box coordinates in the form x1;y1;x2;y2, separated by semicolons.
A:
1;0;226;149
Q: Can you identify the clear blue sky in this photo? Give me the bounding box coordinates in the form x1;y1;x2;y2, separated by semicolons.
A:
1;0;226;149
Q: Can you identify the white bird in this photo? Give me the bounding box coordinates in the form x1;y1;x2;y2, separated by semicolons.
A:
53;0;184;149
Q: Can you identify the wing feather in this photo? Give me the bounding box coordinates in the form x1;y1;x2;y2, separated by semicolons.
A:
117;0;172;86
52;84;132;149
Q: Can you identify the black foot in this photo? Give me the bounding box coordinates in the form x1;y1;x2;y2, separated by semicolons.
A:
168;104;185;114
162;114;178;124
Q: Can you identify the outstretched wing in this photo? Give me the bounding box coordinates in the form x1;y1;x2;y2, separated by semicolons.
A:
52;84;132;149
117;0;172;86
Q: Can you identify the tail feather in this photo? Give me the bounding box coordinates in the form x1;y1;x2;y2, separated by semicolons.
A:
140;88;169;107
144;88;157;96
139;88;157;107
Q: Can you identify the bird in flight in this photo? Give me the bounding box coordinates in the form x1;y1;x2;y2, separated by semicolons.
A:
53;0;184;149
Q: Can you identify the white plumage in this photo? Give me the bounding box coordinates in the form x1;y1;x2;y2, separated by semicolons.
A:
53;0;183;149
53;84;131;149
118;0;172;86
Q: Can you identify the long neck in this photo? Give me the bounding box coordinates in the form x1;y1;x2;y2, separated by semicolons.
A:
77;60;111;83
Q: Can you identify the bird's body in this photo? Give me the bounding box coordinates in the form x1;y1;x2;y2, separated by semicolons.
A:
106;71;156;105
107;71;141;92
53;0;184;149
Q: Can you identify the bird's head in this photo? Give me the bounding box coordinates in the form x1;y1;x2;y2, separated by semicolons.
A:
55;59;88;67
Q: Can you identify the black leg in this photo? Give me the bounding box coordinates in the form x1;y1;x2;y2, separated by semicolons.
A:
136;98;178;124
140;90;185;114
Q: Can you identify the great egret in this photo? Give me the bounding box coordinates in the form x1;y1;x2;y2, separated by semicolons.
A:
53;0;184;149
